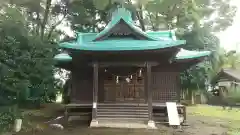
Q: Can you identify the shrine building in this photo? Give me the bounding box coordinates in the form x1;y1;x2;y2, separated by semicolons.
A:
54;8;211;128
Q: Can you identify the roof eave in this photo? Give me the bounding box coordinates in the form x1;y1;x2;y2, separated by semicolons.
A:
54;53;72;62
175;50;211;61
58;40;186;51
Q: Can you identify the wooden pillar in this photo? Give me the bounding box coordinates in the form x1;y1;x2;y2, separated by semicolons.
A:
183;106;186;122
146;62;156;128
90;62;99;127
147;63;153;121
64;106;68;125
144;69;148;103
177;73;181;102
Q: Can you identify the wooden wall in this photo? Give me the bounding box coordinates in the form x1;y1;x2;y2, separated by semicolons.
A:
152;72;181;102
70;66;181;103
70;68;106;103
70;68;93;103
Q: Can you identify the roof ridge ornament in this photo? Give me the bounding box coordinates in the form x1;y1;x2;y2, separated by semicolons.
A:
77;32;83;44
170;30;177;40
111;7;133;23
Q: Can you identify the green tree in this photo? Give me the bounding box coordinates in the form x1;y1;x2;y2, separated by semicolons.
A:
1;0;68;40
0;1;66;132
0;6;59;131
65;0;236;34
178;27;221;89
224;51;240;69
0;6;57;104
61;0;236;92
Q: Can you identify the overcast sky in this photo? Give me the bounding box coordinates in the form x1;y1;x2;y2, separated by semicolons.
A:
217;0;240;51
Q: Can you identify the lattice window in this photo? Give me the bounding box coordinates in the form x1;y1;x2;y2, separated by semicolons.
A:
152;72;179;102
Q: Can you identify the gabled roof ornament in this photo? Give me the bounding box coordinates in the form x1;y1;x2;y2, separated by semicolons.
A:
170;30;177;40
111;7;133;23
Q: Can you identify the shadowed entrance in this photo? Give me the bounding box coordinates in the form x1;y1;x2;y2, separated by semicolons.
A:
103;66;145;103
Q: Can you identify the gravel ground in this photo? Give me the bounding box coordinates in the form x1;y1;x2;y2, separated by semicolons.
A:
14;104;238;135
15;115;231;135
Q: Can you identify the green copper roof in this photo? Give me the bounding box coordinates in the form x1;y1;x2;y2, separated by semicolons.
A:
56;7;211;61
77;30;177;43
61;29;186;51
54;53;72;62
77;33;97;43
60;39;186;51
93;8;157;41
146;30;176;40
60;8;187;51
175;49;211;60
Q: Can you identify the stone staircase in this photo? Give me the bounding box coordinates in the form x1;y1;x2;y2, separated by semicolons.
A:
97;103;149;122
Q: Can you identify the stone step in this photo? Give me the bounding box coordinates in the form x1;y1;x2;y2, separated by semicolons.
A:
97;108;148;112
153;113;166;117
97;106;148;110
97;111;148;115
98;106;147;109
97;104;149;121
97;117;148;121
94;120;148;128
98;103;148;107
97;114;148;118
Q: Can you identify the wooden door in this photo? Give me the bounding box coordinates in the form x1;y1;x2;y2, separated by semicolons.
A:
123;82;135;101
104;74;145;102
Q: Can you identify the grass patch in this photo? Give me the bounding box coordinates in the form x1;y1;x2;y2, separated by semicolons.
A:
187;105;240;134
20;103;64;132
187;105;240;121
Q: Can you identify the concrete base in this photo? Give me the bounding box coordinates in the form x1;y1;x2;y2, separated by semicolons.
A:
96;121;148;129
147;120;157;129
182;121;189;126
90;119;99;127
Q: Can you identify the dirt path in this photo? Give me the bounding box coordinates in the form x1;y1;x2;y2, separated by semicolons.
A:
16;115;230;135
16;104;235;135
181;115;229;135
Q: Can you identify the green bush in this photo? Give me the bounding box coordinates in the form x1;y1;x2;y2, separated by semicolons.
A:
0;107;15;133
226;87;240;104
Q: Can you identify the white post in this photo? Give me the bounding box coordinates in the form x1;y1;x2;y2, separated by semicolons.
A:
14;119;22;132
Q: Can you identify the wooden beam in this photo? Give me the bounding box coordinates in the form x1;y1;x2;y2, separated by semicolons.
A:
88;61;159;67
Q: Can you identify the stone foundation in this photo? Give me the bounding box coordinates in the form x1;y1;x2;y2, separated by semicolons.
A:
147;120;157;129
90;119;99;127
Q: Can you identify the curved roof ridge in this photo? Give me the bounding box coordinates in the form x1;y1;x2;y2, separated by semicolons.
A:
175;48;211;60
93;7;157;41
111;7;134;23
146;30;177;40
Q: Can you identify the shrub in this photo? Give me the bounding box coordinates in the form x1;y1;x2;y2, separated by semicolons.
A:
0;107;15;133
227;89;240;104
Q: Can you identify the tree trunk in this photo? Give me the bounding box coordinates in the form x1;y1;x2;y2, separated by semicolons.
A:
41;0;52;40
36;12;40;35
191;90;195;105
136;5;146;31
35;0;41;35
